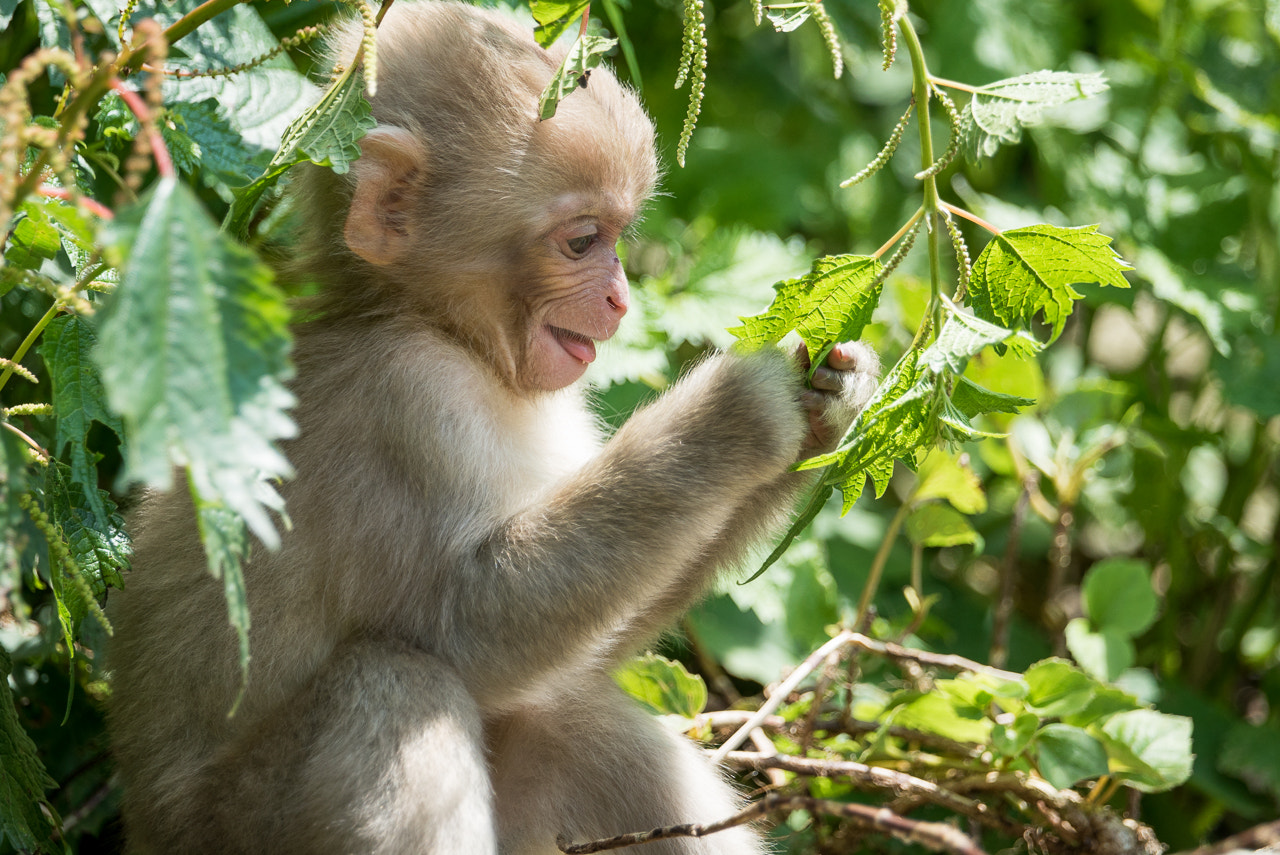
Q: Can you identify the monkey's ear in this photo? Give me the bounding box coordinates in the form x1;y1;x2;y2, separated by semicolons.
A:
344;126;427;266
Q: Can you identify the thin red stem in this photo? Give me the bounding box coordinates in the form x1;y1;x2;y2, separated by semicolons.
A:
109;79;174;180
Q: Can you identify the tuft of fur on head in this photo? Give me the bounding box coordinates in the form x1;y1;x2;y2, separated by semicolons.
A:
288;1;658;316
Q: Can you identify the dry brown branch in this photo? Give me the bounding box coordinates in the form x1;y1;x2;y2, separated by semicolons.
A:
722;751;1020;835
1172;819;1280;855
556;793;989;855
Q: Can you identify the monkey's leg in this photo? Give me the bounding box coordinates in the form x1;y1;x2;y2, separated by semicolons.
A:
181;641;496;855
489;673;768;855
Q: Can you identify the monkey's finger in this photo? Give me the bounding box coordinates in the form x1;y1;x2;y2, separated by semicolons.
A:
808;366;845;393
823;341;863;372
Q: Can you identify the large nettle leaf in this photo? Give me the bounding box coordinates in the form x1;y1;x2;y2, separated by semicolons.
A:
96;177;296;666
960;70;1109;161
0;648;58;853
968;224;1130;343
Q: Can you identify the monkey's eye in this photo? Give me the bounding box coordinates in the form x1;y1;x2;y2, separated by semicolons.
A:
565;234;595;256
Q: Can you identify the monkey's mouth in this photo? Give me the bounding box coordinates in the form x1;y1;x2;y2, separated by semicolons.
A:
547;325;598;364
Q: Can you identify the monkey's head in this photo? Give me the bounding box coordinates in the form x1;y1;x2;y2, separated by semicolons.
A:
296;1;659;394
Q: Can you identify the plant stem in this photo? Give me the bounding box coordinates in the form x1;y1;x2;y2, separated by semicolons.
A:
0;304;60;395
855;499;911;626
898;14;945;342
940;201;1001;236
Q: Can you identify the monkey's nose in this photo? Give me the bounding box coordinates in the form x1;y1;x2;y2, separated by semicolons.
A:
606;293;629;316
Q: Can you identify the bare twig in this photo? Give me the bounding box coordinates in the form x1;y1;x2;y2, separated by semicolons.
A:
1173;819;1280;855
722;751;1018;834
557;792;989;855
709;630;856;763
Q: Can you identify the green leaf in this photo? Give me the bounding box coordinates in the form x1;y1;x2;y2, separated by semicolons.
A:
894;683;992;744
920;308;1040;374
1036;723;1110;789
39;315;124;551
950;376;1035;419
968;224;1130;343
729;254;885;361
165;99;266;189
6;202;61;270
1097;709;1194;792
614;652;708;718
97;177;295;547
766;6;811;31
960;70;1109;161
1081;558;1158;636
1064;618;1134;683
0;648;58;852
905;503;978;548
529;0;591;46
913;451;987;514
224;68;376;237
196;500;252;690
538;32;619;121
1024;658;1097;718
992;712;1039;757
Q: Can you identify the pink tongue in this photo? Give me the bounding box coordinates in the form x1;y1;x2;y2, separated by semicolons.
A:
558;332;596;364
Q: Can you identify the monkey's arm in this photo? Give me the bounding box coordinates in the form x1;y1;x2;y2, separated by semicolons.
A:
597;341;881;656
423;349;808;702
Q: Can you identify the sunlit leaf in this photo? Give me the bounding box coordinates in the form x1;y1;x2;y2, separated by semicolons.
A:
538;32;618;121
529;0;591;46
1024;658;1096;718
905;503;978;548
224;69;375;237
614;652;708;718
729;254;884;361
960;70;1109;161
1098;709;1194;792
968;224;1130;343
1082;558;1158;636
1065;618;1133;682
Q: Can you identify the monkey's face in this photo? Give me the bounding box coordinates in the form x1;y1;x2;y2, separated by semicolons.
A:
519;202;633;392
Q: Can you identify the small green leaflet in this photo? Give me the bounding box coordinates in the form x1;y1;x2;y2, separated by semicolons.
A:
920;306;1042;374
960;70;1109;161
730;254;884;363
223;67;376;237
968;224;1130;344
538;32;618;121
614;652;708;718
529;0;591;46
767;6;811;31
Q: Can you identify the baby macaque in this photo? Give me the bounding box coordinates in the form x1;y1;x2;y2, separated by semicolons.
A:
106;3;880;853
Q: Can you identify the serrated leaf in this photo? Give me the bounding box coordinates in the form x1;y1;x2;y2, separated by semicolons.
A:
196;500;252;684
530;0;591;46
1036;723;1110;789
960;71;1109;161
165;99;266;189
968;224;1130;343
1082;558;1158;636
950;376;1035;419
921;308;1042;374
0;648;59;852
730;254;884;362
39;315;124;551
224;69;375;237
614;652;708;718
538;32;618;121
96;176;295;554
1097;709;1194;792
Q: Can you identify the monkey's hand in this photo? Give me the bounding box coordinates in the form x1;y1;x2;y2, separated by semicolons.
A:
797;341;880;456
